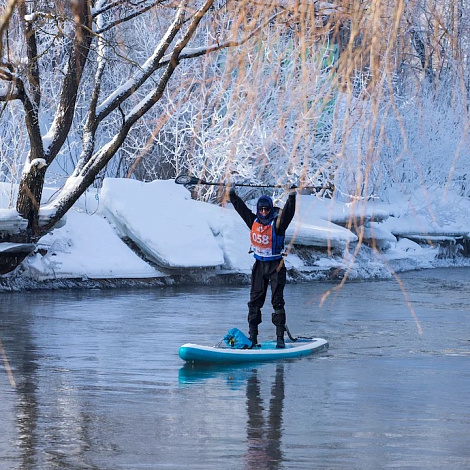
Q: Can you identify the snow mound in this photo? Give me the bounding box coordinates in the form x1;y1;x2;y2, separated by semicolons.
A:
100;179;225;269
25;210;162;279
287;218;357;248
382;186;470;239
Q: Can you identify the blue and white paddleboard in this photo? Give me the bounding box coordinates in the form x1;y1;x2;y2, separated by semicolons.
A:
179;338;328;364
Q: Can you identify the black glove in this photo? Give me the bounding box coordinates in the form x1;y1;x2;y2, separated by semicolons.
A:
229;187;236;196
288;184;297;195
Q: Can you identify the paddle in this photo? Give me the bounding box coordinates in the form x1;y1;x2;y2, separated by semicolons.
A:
175;174;329;191
175;174;292;189
174;174;381;201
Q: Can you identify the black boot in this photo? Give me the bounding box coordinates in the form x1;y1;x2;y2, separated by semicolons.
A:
276;325;285;349
273;309;286;349
249;326;258;348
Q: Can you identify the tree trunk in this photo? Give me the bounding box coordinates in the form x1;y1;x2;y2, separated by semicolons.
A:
15;0;93;240
16;163;47;241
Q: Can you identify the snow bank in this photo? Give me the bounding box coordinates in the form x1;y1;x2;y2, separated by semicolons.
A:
297;195;390;225
25;210;162;280
100;179;225;269
1;178;469;283
287;218;356;248
0;182;161;279
100;179;364;270
0;208;28;233
381;186;470;238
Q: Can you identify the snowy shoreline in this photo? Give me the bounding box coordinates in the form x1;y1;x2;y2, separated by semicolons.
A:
1;178;470;291
2;256;470;292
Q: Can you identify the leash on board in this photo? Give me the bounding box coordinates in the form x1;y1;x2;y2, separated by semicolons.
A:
285;325;313;342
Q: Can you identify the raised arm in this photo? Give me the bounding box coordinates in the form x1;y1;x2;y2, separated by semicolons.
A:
229;189;256;229
277;191;296;234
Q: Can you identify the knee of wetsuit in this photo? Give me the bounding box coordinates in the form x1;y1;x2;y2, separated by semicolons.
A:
248;307;262;326
272;309;286;326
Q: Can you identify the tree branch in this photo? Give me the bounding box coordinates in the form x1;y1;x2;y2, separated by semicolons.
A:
0;0;18;59
18;0;41;109
43;0;94;162
0;88;20;100
72;3;109;176
164;10;288;64
15;77;44;159
95;1;162;34
94;0;187;123
92;0;161;19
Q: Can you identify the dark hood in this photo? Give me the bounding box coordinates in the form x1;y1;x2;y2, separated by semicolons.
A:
256;195;274;224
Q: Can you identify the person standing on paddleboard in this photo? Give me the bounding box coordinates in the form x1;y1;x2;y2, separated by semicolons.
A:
229;186;297;348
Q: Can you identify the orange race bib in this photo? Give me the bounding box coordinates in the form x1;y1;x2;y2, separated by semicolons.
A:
250;220;274;257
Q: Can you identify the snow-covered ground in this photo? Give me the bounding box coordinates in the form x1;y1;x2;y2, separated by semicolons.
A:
2;178;470;285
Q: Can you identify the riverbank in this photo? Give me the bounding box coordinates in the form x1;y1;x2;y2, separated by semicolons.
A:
2;248;470;292
1;178;470;291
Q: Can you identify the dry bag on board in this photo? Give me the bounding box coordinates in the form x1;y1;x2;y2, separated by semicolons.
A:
223;328;252;349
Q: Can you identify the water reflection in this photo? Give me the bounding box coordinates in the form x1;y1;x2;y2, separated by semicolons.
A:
179;363;285;469
0;306;40;469
179;362;253;387
244;364;284;470
1;295;108;470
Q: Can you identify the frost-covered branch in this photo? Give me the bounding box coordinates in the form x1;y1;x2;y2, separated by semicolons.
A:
0;0;18;59
163;10;288;63
95;1;162;34
72;1;186;176
42;1;94;161
94;1;186;122
92;0;160;18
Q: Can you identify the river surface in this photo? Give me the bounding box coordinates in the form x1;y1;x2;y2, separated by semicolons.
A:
1;267;469;469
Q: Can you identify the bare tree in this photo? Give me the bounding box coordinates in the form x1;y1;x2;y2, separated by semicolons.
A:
1;0;320;272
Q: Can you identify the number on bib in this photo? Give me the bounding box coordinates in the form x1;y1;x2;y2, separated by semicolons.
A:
252;233;270;245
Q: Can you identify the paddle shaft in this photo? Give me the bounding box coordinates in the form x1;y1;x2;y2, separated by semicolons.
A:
175;174;329;191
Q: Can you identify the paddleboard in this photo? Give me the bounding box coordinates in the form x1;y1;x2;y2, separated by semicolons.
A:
179;337;328;364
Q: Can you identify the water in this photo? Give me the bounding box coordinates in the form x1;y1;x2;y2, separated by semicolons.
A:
1;268;469;469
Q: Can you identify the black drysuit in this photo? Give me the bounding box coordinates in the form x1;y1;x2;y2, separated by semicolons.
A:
229;190;296;336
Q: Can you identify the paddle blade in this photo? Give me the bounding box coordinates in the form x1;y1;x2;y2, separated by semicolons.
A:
175;174;225;187
175;175;200;185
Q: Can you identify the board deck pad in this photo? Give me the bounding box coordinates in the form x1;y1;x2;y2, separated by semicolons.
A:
179;337;328;364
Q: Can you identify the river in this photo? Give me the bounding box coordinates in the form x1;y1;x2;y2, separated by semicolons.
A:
1;267;469;469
